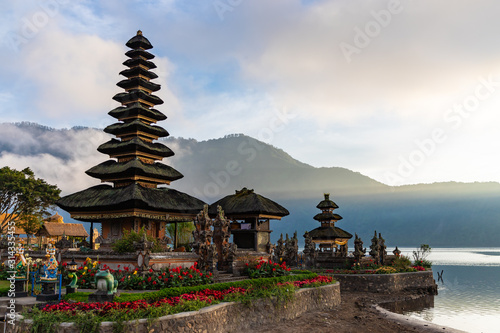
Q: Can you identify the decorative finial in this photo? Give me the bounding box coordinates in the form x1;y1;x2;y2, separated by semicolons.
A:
137;30;142;36
324;193;330;200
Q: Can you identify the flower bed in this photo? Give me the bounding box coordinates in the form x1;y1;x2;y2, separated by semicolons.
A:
24;273;333;333
61;258;212;290
243;259;291;278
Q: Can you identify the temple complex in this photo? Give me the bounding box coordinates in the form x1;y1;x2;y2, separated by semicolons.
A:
57;31;205;247
208;188;289;253
306;193;352;255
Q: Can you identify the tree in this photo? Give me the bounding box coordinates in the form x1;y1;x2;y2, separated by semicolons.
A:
413;244;432;262
0;167;61;234
16;213;44;247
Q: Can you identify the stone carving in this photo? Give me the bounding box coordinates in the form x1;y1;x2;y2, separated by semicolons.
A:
303;231;317;268
192;205;217;272
369;231;380;265
353;233;366;263
266;241;275;255
214;206;236;271
378;233;387;265
283;231;299;267
274;234;285;263
55;234;72;249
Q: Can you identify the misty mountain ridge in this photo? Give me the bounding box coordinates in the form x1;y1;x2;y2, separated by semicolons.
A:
1;122;500;247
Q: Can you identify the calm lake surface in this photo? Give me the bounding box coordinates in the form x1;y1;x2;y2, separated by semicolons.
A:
397;247;500;333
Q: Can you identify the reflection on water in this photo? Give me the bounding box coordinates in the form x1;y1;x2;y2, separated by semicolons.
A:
380;295;435;322
393;248;500;333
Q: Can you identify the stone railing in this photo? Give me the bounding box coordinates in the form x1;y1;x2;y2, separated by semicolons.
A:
17;283;340;333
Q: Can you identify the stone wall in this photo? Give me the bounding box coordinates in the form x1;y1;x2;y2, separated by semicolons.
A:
333;271;437;294
17;283;340;333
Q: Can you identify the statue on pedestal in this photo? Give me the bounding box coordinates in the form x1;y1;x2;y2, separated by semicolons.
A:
41;243;58;280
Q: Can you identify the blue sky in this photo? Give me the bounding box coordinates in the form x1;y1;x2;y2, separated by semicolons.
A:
2;0;500;186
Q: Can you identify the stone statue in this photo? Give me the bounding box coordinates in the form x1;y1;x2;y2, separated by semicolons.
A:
274;234;285;263
192;205;217;272
303;232;316;268
353;234;366;263
378;233;387;265
369;231;380;265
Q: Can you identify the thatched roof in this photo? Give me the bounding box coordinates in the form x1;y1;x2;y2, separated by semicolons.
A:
113;90;163;106
108;103;166;121
104;120;168;138
36;222;89;238
86;159;183;182
122;58;157;70
125;49;154;60
208;188;289;219
313;212;343;222
316;193;339;210
306;226;352;240
126;30;153;50
117;77;160;92
98;137;174;158
57;183;206;215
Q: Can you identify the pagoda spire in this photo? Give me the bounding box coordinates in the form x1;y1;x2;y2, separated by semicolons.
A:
57;31;205;244
86;31;183;188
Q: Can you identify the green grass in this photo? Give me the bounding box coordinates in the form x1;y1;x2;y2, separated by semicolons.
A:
0;280;10;296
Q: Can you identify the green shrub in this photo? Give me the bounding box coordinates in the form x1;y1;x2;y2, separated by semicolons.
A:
112;227;163;254
392;255;412;271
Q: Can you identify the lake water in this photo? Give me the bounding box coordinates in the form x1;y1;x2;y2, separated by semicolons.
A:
397;248;500;333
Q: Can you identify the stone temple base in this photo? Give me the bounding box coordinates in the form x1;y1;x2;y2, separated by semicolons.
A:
14;279;28;298
88;291;117;303
36;280;59;302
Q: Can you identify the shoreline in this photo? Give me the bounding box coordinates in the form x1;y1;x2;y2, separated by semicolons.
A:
252;291;465;333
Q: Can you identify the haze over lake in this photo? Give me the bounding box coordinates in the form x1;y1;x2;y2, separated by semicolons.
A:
399;248;500;333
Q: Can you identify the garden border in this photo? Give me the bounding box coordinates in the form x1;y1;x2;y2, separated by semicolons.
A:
17;282;340;333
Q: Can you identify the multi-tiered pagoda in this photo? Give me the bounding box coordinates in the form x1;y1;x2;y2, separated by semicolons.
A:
306;193;352;255
57;31;205;246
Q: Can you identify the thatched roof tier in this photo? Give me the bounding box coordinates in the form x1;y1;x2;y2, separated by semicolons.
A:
104;120;168;139
316;193;339;210
123;58;157;70
86;159;183;182
57;183;205;216
126;30;153;50
117;77;161;92
208;188;289;219
313;212;343;222
125;48;154;60
306;226;352;240
36;222;89;238
97;138;174;159
108;103;166;122
119;66;158;80
113;90;163;107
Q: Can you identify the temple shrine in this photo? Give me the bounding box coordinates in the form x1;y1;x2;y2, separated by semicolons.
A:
208;188;289;253
306;193;352;255
57;31;205;247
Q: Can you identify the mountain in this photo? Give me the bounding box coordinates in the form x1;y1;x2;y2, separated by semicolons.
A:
1;122;500;248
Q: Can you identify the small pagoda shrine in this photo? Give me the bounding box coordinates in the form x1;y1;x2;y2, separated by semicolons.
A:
57;31;205;246
305;193;352;256
208;188;289;253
